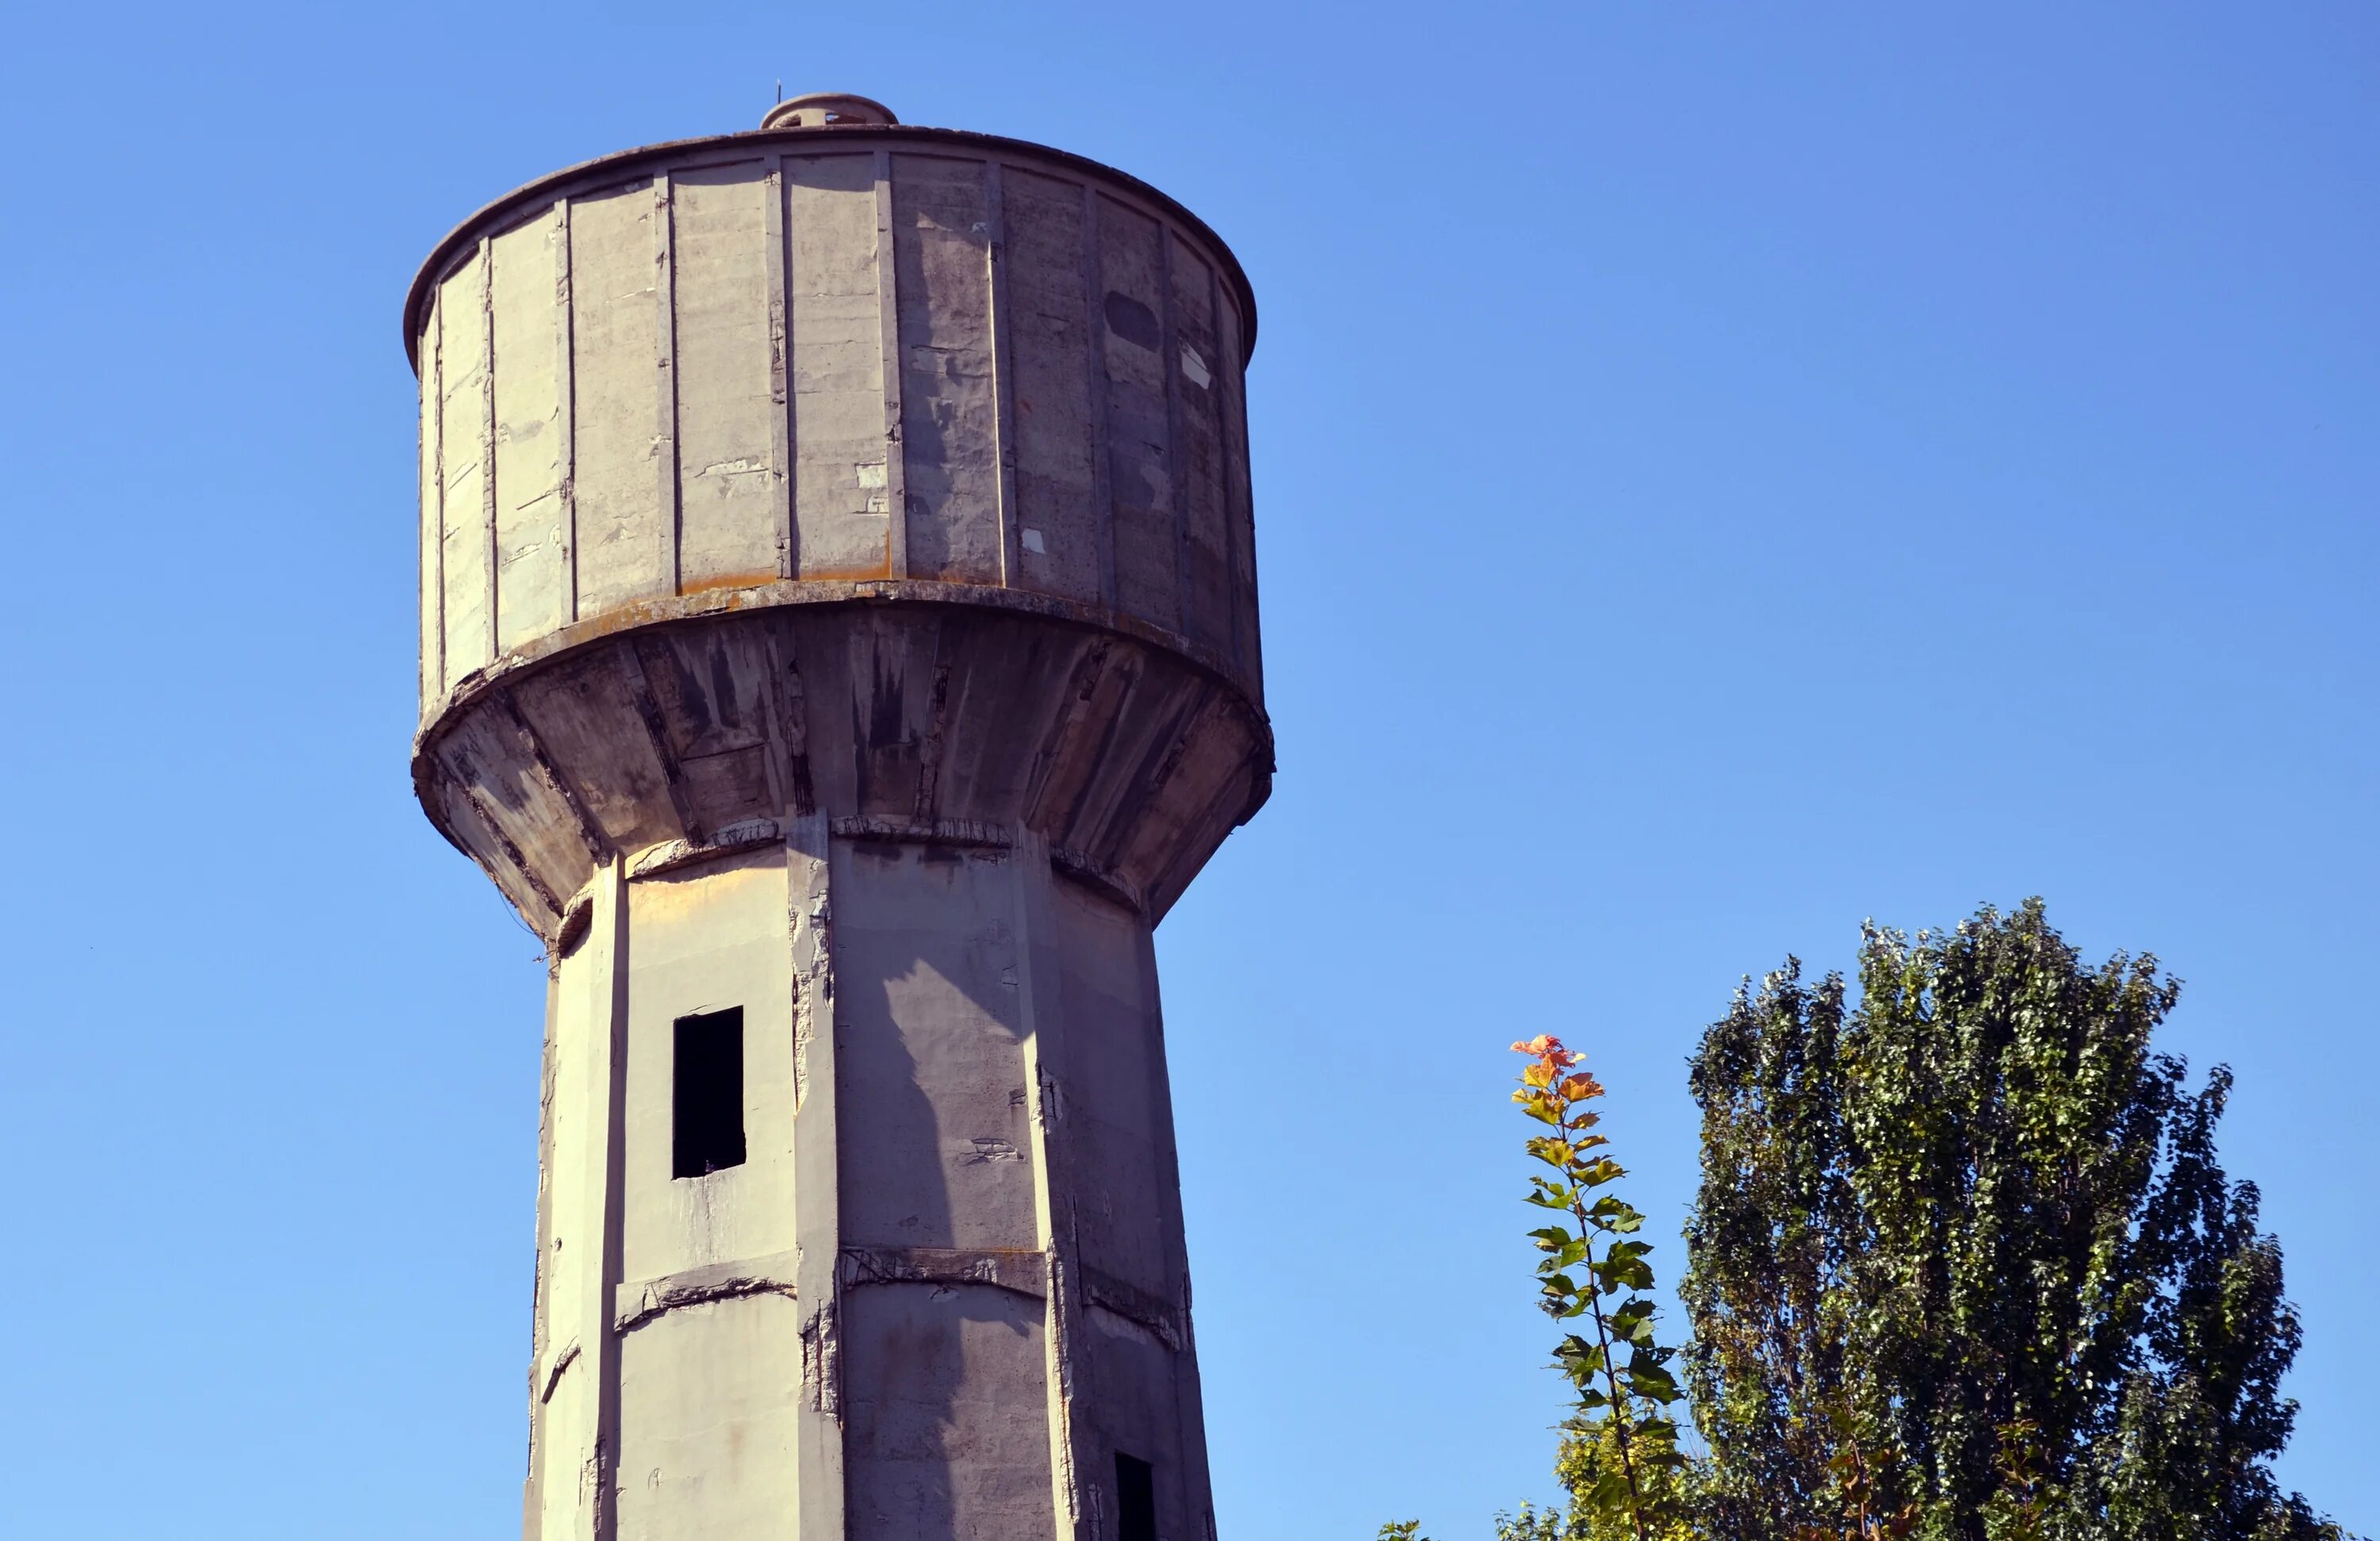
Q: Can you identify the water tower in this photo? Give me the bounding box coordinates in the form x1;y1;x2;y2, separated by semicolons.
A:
402;94;1270;1539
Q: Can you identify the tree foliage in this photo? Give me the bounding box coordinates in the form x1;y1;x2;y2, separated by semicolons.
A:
1679;899;2348;1540
1510;1035;1696;1541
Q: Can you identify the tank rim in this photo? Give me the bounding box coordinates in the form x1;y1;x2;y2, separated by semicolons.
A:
401;122;1259;373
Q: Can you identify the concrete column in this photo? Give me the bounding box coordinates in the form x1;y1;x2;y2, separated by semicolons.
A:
611;845;801;1539
789;814;844;1534
508;826;1217;1539
1013;826;1092;1541
524;857;628;1541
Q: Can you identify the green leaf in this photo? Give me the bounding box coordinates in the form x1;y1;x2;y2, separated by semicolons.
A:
1575;1157;1626;1188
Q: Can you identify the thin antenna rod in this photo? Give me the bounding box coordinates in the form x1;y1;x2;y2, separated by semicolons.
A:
775;79;784;103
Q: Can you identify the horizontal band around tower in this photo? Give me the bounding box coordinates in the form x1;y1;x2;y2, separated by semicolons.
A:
417;593;1273;937
416;577;1265;742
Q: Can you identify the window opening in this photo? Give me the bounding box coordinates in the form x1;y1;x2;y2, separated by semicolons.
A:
673;1007;747;1178
1116;1452;1156;1541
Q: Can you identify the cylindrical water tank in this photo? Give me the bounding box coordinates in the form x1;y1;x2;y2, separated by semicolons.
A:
409;97;1267;925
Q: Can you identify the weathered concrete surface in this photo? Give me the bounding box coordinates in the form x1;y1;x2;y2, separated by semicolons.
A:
409;128;1261;726
411;98;1265;1541
521;830;1217;1541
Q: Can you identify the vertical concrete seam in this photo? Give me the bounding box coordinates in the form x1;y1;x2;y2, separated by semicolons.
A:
593;857;630;1541
1229;288;1261;694
523;968;562;1540
654;173;682;597
556;197;579;625
424;287;446;705
1139;918;1214;1531
1081;186;1116;614
480;236;501;665
1013;829;1089;1537
1207;255;1235;675
762;153;794;581
873;148;909;581
1161;228;1192;641
985;160;1021;589
789;815;847;1534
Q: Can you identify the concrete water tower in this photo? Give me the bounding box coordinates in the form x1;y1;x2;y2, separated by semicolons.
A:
403;93;1269;1540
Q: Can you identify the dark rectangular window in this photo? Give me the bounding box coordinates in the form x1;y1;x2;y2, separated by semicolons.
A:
672;1007;747;1179
1115;1452;1155;1541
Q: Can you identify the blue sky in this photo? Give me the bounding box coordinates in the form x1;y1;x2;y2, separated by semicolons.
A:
1;3;2372;1536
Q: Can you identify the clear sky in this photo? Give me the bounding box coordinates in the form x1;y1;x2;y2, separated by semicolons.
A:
0;3;2370;1536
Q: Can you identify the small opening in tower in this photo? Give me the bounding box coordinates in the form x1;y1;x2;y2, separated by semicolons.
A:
1115;1452;1156;1541
673;1007;747;1179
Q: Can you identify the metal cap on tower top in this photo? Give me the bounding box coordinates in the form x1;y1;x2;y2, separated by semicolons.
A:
759;92;898;130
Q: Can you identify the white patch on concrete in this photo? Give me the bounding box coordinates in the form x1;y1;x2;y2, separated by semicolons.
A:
1179;343;1211;389
1021;528;1046;554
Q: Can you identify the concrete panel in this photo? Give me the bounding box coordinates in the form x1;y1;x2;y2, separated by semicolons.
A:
1048;878;1173;1298
622;847;797;1286
528;864;624;1541
831;840;1036;1252
911;617;1079;826
569;181;671;619
432;707;595;913
511;647;685;857
1075;1308;1195;1541
785;815;846;1539
1095;197;1177;634
616;1294;804;1539
492;209;570;652
671;163;783;592
535;1358;601;1539
1214;286;1260;693
1040;657;1207;874
1001;170;1103;606
438;250;493;683
890;155;1000;584
544;907;608;1373
630;622;783;828
418;293;443;709
843;1282;1055;1541
780;609;861;820
837;608;938;820
1169;234;1230;655
786;155;892;580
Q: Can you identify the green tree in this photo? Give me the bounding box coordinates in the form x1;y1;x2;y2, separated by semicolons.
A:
1679;899;2350;1541
1512;1034;1695;1541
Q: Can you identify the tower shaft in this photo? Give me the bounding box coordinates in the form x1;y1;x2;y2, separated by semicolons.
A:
532;819;1207;1539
